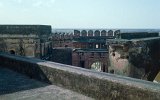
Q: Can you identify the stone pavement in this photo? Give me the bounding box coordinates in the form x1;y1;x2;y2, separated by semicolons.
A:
0;67;93;100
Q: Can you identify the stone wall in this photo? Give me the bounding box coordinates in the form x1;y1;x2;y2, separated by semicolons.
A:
0;25;52;59
0;25;51;35
51;48;72;65
0;53;160;100
108;37;160;81
52;40;73;48
0;36;39;57
72;50;108;72
116;32;159;39
0;36;52;59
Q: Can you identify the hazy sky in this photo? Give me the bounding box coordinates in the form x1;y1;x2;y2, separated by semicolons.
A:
0;0;160;29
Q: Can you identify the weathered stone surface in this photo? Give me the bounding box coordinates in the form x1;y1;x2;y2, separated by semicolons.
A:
0;67;92;100
154;72;160;83
52;29;117;71
0;25;52;59
0;53;160;100
72;49;108;72
115;32;159;39
0;67;47;95
108;37;160;81
0;25;51;35
52;48;72;65
0;85;93;100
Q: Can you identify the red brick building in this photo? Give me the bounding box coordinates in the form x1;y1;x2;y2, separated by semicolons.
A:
72;49;108;72
52;29;119;72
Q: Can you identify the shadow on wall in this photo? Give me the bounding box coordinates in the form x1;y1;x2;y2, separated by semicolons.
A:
145;40;160;81
0;53;51;95
9;50;15;55
51;48;72;65
0;67;49;95
129;40;160;81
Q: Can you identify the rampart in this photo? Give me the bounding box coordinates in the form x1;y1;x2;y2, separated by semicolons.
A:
0;53;160;100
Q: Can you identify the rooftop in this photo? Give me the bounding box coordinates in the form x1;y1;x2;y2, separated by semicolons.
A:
109;37;160;43
0;25;51;35
0;67;93;100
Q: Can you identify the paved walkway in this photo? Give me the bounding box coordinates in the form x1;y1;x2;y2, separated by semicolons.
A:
0;67;93;100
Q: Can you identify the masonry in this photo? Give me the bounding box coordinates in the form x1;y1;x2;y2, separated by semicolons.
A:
52;29;119;72
108;32;160;81
0;53;160;100
0;25;52;59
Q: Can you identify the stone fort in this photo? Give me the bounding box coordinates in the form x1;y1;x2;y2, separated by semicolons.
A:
51;29;160;82
0;25;160;99
1;25;160;81
52;29;120;73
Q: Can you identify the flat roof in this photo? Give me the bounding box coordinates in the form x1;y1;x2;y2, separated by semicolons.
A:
110;37;160;42
0;25;51;35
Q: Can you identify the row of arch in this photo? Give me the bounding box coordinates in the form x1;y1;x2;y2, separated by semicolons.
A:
74;30;120;37
52;30;121;39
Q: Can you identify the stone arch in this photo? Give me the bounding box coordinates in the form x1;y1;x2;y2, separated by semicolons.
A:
9;50;15;55
108;30;113;36
91;61;103;72
74;30;80;37
114;30;121;38
88;30;93;36
81;30;87;36
101;30;107;36
94;30;100;36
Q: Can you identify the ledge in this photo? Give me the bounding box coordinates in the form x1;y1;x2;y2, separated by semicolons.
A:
0;53;160;100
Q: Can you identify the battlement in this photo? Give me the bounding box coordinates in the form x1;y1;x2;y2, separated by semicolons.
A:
52;29;120;40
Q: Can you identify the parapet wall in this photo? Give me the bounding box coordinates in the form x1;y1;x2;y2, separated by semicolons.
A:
108;37;160;81
0;53;160;100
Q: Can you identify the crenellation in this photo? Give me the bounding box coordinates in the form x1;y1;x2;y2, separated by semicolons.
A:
1;1;160;99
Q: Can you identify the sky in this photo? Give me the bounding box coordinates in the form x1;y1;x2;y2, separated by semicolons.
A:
0;0;160;29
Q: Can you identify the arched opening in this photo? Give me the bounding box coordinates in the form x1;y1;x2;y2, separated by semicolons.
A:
94;30;100;36
81;30;87;36
101;30;107;36
108;30;113;36
9;50;15;55
91;61;102;72
74;30;80;36
114;30;121;38
88;30;93;36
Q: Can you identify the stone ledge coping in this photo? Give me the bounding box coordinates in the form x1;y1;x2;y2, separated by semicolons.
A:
0;53;160;100
110;37;160;42
0;67;92;100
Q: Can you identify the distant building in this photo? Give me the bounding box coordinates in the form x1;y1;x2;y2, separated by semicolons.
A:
0;25;52;59
52;31;73;48
52;29;119;72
